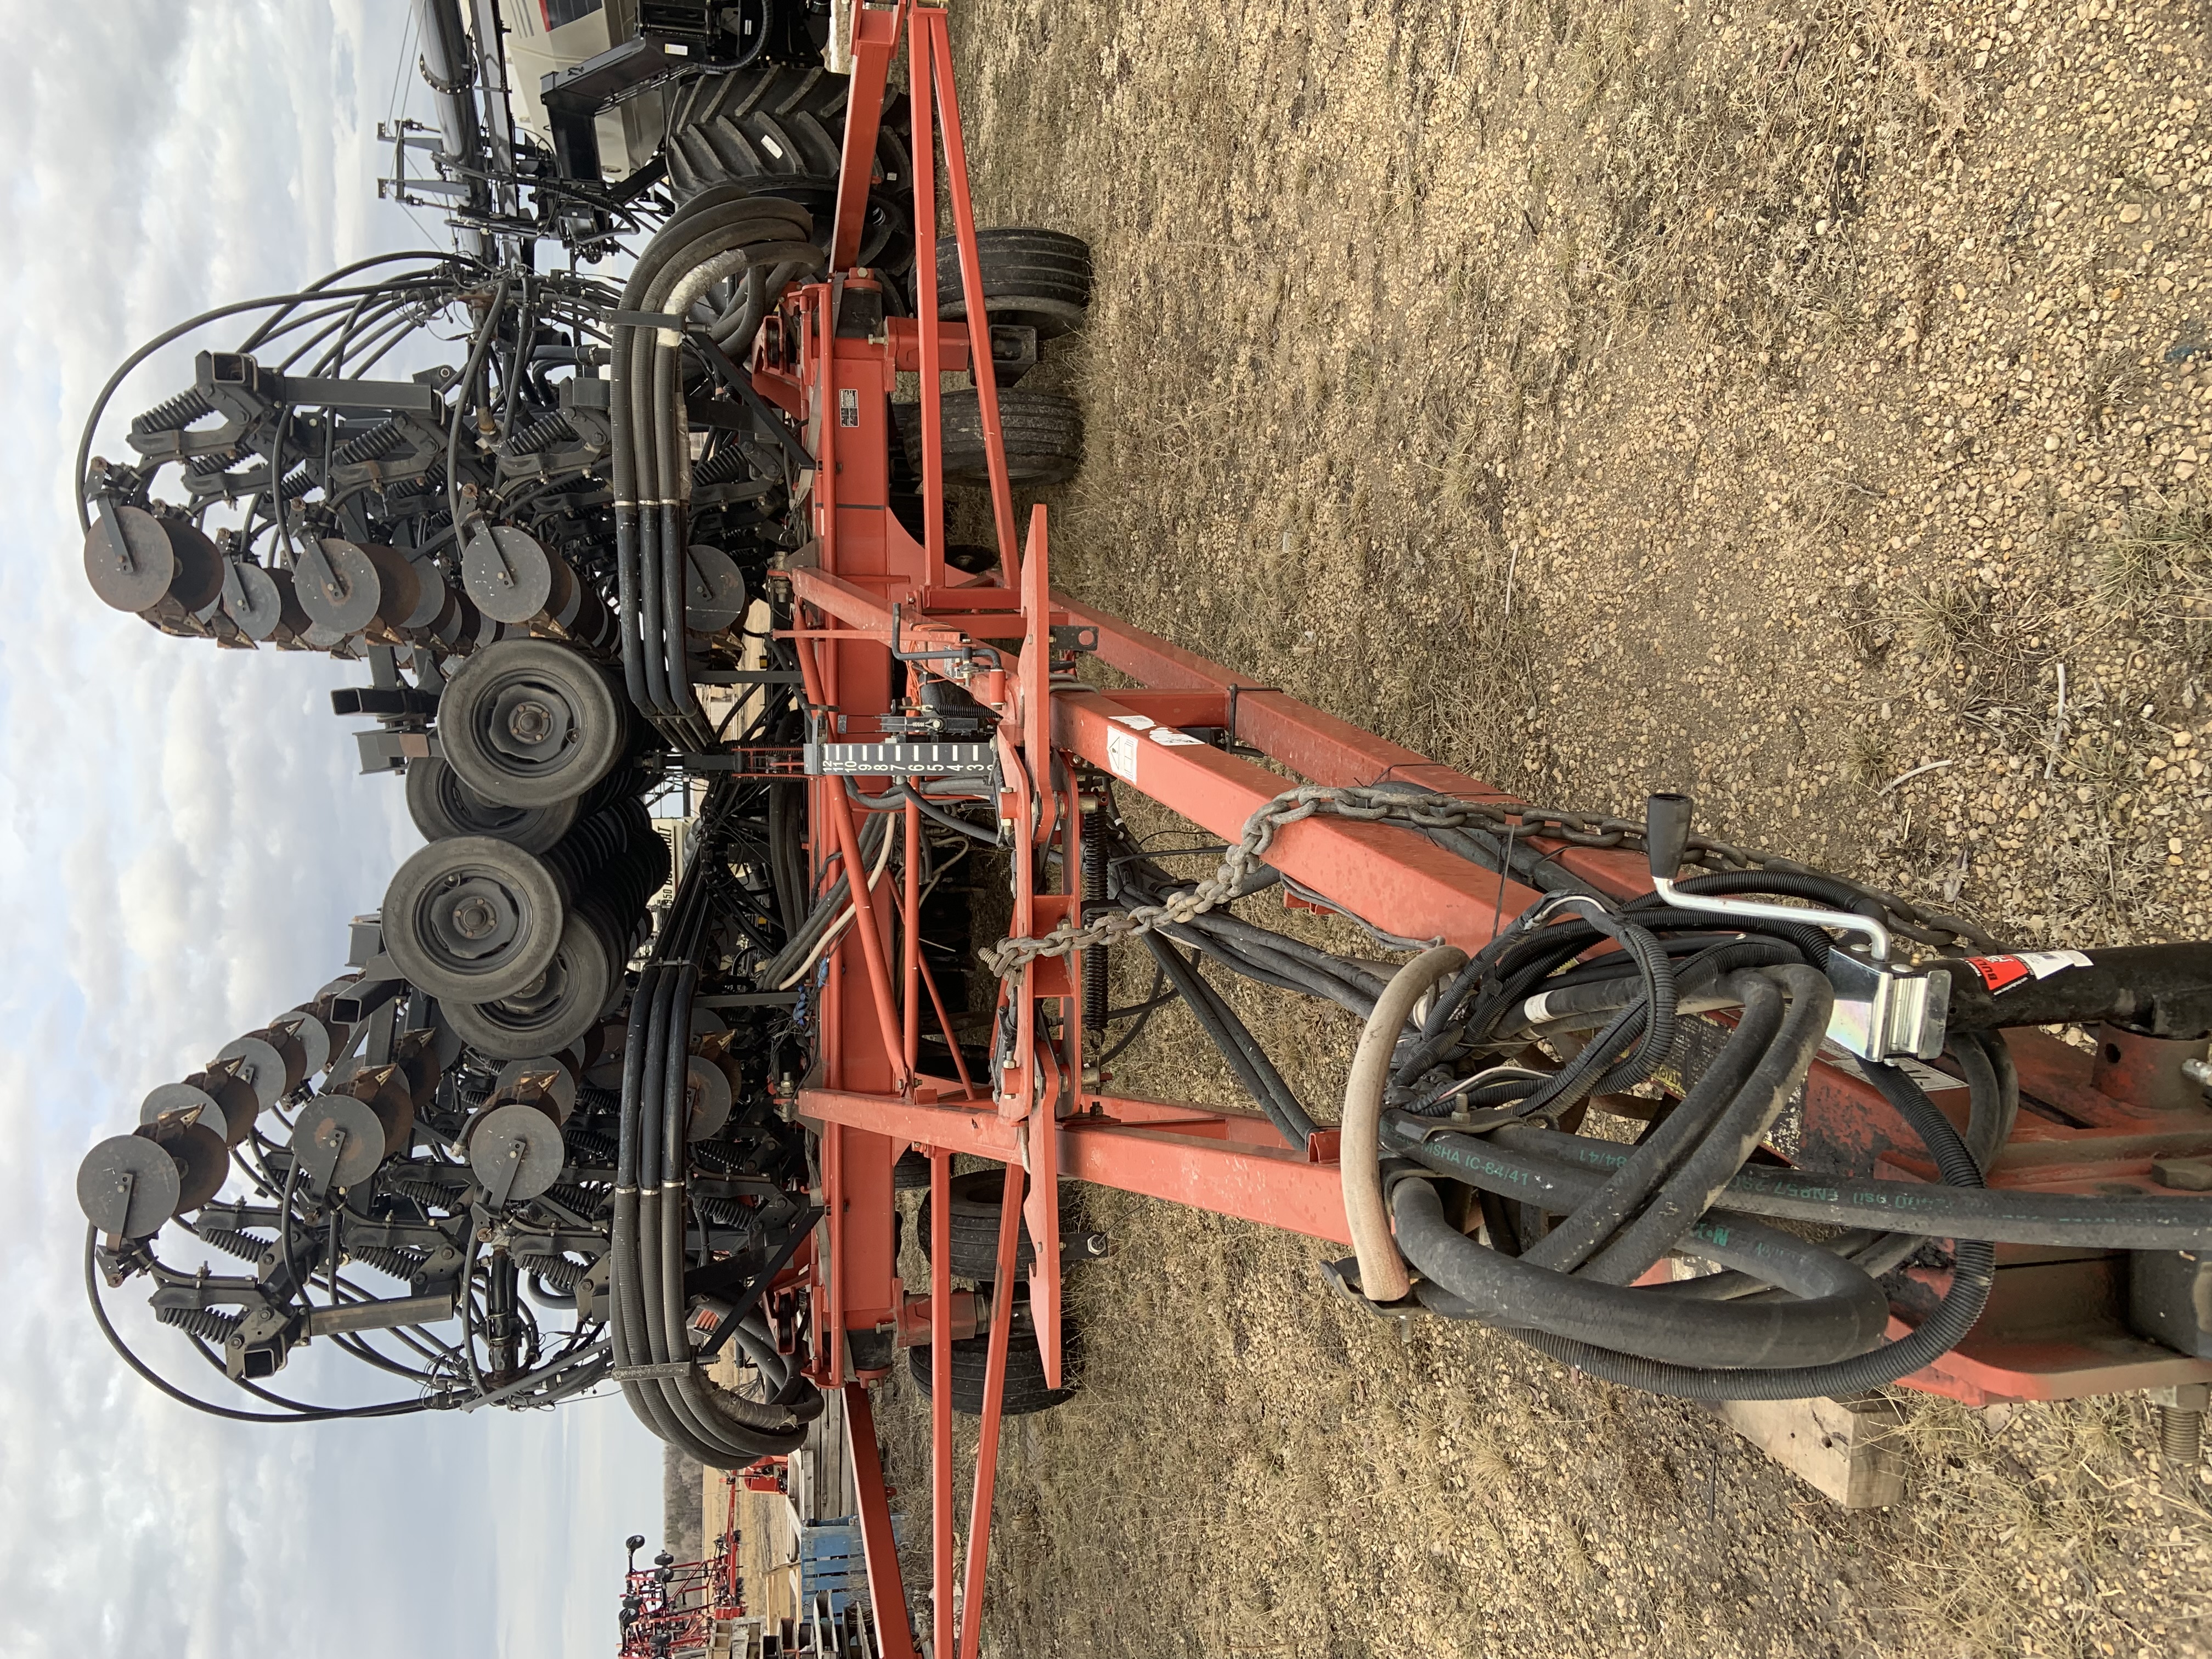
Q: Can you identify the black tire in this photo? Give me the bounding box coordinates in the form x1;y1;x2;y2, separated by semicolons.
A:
439;911;615;1059
405;756;579;853
909;1328;1077;1417
381;834;567;1005
944;543;998;576
900;390;1082;486
662;68;913;270
893;1147;933;1192
918;1169;1035;1280
936;228;1093;339
437;639;625;810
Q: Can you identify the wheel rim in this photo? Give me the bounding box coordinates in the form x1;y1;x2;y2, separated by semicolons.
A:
419;871;525;968
435;763;533;838
383;836;565;1003
484;676;577;768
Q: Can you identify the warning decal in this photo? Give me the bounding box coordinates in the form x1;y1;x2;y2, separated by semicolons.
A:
1963;949;2093;994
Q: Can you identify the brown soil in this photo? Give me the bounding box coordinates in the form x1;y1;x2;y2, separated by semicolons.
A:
869;2;2212;1655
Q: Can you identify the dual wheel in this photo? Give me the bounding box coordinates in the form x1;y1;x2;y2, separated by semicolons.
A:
906;1169;1076;1417
392;640;646;1060
894;228;1092;489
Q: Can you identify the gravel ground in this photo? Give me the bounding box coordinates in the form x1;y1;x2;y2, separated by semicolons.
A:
866;2;2212;1654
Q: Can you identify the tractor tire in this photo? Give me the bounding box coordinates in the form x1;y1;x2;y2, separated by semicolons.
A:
936;228;1093;339
663;67;912;273
908;1329;1076;1418
917;1169;1035;1281
439;909;617;1060
901;389;1082;486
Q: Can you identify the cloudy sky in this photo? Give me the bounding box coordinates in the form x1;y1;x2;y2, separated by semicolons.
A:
0;5;662;1654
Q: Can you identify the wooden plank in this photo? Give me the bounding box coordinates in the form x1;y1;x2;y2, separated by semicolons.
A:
1706;1395;1909;1508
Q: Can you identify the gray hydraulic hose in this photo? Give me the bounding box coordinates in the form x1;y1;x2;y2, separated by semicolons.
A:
1341;945;1466;1302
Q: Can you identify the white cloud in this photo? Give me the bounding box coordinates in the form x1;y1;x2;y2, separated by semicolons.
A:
0;5;663;1655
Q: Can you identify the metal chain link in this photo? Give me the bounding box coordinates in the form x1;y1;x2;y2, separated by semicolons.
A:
980;784;1996;977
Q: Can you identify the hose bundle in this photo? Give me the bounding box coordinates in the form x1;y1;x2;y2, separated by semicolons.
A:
1335;883;2212;1397
1079;795;2212;1398
610;962;817;1467
610;187;825;748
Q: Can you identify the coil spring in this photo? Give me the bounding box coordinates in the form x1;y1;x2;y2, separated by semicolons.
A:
1081;825;1109;1035
388;1171;466;1211
692;444;755;489
157;1305;241;1344
689;1139;744;1175
279;464;316;500
506;413;577;456
349;1245;426;1283
531;1254;588;1293
332;419;409;467
132;387;215;436
563;1125;617;1163
544;1182;605;1217
196;1227;268;1264
693;1193;751;1228
186;445;246;478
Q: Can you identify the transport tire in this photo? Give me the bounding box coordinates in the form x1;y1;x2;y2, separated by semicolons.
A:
437;639;625;809
405;755;579;852
909;1328;1077;1418
935;228;1093;338
902;389;1082;486
917;1169;1036;1280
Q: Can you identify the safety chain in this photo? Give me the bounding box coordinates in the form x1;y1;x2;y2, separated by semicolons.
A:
979;784;1996;977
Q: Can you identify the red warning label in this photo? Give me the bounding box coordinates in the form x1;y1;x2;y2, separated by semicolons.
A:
1963;950;2092;994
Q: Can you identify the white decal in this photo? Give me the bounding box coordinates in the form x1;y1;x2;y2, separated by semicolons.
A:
1105;727;1139;783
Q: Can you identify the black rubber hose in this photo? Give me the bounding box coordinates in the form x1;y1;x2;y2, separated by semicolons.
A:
1491;1065;1997;1399
613;970;725;1460
1138;932;1316;1147
1158;916;1378;1018
1963;1031;2019;1172
1188;909;1396;1003
1488;937;1797;1038
657;969;789;1456
1510;973;1786;1273
639;967;766;1460
1485;1122;2212;1248
840;777;1000;845
658;967;809;1454
1391;1178;1890;1368
1578;965;1832;1284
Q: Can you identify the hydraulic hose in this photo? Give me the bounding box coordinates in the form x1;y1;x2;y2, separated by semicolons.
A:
1486;1121;2212;1248
1511;973;1785;1274
1489;1064;1996;1400
613;968;726;1462
1137;932;1314;1148
1575;964;1833;1284
1342;945;1467;1302
1390;1177;1890;1368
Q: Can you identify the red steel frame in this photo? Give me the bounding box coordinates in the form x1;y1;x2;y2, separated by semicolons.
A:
754;10;2212;1651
